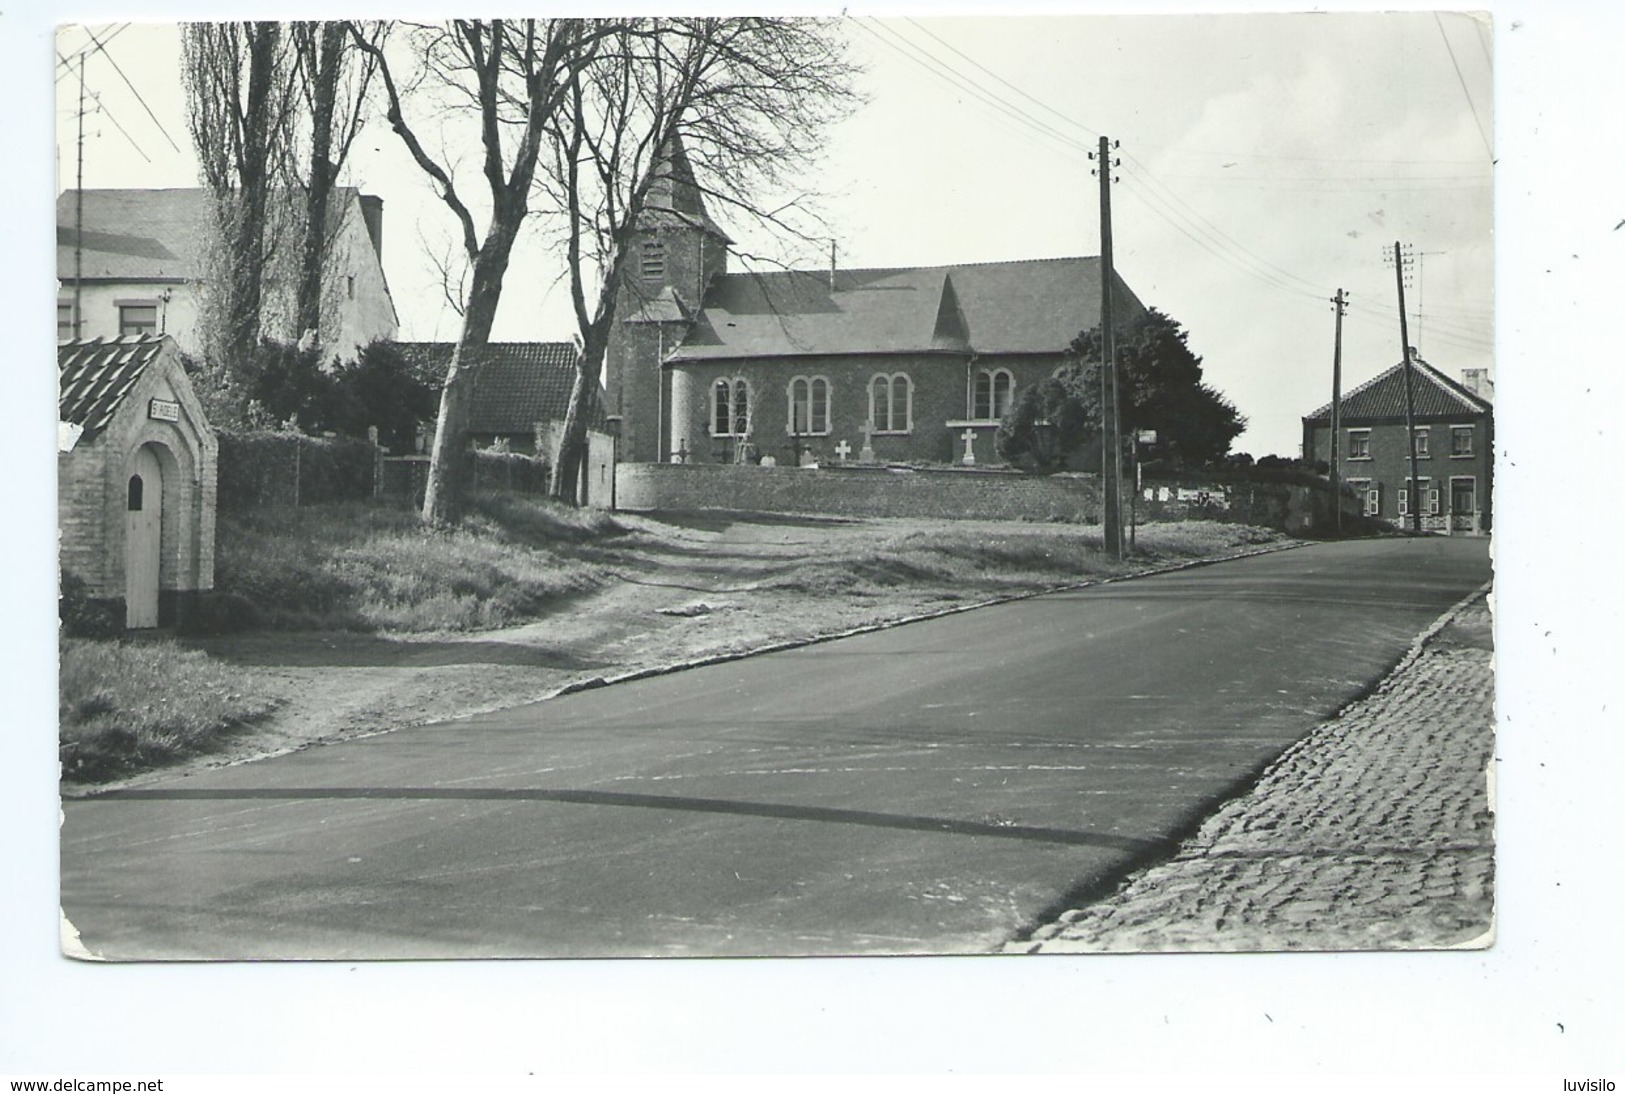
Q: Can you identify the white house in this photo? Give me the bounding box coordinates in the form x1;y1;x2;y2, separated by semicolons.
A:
56;187;398;361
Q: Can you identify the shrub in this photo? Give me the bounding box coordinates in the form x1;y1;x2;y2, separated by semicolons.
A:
216;429;377;510
59;571;123;639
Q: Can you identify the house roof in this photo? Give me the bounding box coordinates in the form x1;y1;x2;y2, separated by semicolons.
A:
56;186;378;284
59;335;174;442
394;342;606;435
665;256;1145;363
1304;357;1494;423
56;189;206;281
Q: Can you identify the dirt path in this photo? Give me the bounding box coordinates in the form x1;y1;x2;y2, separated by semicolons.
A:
74;513;1292;793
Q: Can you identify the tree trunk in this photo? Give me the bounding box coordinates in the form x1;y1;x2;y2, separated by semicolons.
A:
219;22;284;379
297;22;344;344
421;218;520;524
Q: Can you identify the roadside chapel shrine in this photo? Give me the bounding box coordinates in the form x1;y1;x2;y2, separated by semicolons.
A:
58;334;218;629
603;139;1148;468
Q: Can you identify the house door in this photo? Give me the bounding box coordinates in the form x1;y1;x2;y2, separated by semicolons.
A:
125;446;162;628
1450;477;1476;532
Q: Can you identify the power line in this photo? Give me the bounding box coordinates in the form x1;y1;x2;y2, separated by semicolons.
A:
56;24;128;81
860;19;1495;354
89;91;152;163
1435;13;1493;160
851;19;1094;161
83;25;183;153
902;17;1103;142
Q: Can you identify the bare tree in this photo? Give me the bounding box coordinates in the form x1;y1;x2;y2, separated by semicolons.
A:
540;18;859;504
182;22;300;385
289;21;382;346
350;19;607;523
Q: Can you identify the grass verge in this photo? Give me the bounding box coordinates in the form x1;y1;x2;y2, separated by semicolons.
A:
760;521;1284;598
216;493;623;632
60;638;283;781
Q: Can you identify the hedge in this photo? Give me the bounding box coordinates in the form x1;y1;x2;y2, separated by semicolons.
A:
216;429;378;512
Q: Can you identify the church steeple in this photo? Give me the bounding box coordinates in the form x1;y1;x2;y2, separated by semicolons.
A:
608;133;733;464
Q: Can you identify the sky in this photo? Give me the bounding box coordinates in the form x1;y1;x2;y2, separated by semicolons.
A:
9;0;1625;1081
49;13;1494;458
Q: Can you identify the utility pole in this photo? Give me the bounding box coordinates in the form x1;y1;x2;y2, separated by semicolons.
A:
1330;288;1347;536
1092;135;1124;560
1388;242;1423;534
73;52;86;340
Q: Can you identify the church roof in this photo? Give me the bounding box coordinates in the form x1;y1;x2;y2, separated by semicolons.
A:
1304;357;1493;423
395;341;606;435
665;256;1145;362
59;335;175;443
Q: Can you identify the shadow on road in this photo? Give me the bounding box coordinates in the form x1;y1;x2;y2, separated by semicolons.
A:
81;784;1165;853
189;634;613;671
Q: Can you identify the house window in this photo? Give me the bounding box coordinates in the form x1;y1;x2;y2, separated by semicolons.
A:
118;302;158;337
1347;429;1371;460
973;368;1015;421
1346;478;1375;516
641;241;667;281
711;377;751;437
1399;479;1440;517
347;274;356;300
787;376;831;436
57;301;74;341
869;373;913;433
1413;427;1430;458
1451;425;1474;457
127;475;144;512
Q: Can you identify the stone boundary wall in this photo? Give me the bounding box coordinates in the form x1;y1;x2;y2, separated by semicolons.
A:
616;462;1345;532
616;463;1106;523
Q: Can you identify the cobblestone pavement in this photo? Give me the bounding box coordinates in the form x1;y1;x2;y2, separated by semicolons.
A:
1011;589;1495;953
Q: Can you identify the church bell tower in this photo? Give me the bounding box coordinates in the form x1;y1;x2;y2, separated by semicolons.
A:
605;135;730;464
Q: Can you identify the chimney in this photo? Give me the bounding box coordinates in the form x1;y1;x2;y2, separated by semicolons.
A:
829;240;837;292
1460;368;1492;400
359;194;384;262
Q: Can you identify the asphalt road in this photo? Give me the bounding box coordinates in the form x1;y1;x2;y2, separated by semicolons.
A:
61;536;1490;960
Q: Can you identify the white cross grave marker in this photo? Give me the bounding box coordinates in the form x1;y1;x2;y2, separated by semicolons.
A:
859;420;876;464
834;439;852;461
960;428;978;466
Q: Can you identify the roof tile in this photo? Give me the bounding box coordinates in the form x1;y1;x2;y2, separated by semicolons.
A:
395;342;605;435
1305;357;1493;422
58;335;171;441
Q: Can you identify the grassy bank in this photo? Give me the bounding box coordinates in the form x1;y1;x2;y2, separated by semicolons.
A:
759;521;1283;598
217;493;623;632
60;638;282;781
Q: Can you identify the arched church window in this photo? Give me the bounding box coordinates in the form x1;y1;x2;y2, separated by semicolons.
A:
973;368;1015;421
787;376;830;435
869;373;912;433
712;377;751;437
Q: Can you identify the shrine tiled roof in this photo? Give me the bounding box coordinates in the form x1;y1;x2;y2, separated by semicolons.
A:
58;335;171;442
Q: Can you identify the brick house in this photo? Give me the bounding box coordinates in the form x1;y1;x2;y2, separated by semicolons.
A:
1302;357;1493;533
59;335;218;628
604;140;1147;467
394;341;608;456
56;187;398;361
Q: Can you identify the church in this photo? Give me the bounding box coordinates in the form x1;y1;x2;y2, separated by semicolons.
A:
603;143;1147;469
